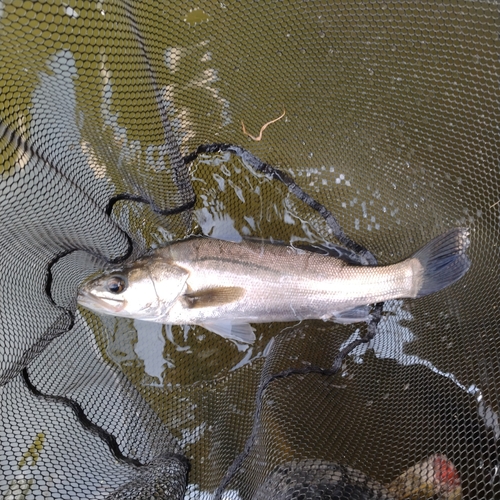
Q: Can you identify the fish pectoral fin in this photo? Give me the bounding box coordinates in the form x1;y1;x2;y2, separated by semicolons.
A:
331;305;372;324
182;286;245;309
199;321;256;344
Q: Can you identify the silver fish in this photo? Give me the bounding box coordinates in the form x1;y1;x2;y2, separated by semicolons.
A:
78;228;470;344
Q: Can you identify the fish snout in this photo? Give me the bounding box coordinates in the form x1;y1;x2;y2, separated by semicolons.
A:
77;289;127;314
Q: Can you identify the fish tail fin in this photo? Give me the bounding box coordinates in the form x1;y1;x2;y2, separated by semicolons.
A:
412;228;470;298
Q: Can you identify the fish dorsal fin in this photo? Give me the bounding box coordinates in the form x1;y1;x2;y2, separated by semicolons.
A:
182;286;245;308
294;242;367;265
199;321;256;345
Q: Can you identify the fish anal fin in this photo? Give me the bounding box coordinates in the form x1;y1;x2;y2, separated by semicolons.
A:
199;321;256;346
182;286;245;308
330;305;371;324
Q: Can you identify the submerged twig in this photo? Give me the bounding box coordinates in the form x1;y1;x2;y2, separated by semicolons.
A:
241;109;286;141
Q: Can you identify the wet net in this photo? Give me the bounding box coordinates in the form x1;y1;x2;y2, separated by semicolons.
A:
0;1;499;499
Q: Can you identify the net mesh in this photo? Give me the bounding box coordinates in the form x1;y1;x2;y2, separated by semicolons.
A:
0;1;498;499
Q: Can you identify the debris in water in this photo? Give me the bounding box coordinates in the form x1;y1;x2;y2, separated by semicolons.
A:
241;109;286;141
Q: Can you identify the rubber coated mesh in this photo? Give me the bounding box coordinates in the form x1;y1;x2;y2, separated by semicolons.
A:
0;1;498;499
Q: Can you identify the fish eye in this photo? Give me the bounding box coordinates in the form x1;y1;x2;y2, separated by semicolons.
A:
106;276;127;294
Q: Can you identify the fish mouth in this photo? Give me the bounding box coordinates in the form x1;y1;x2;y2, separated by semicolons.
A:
77;290;126;314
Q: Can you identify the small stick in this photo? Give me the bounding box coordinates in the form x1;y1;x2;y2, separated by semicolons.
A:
490;200;499;208
241;109;286;141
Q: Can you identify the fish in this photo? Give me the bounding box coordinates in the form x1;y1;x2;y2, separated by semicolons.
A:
253;455;461;500
77;228;470;344
387;454;462;500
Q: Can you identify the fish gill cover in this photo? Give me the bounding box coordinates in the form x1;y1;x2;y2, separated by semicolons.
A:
0;1;499;499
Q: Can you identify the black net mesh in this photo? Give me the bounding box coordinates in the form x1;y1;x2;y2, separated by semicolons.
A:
1;1;498;499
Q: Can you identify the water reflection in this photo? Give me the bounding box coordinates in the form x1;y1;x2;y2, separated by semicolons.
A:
186;484;242;499
133;320;170;387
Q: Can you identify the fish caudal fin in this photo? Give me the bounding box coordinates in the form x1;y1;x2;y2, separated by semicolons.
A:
413;228;470;298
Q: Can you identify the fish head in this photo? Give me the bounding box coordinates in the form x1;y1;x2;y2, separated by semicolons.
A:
77;258;189;320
